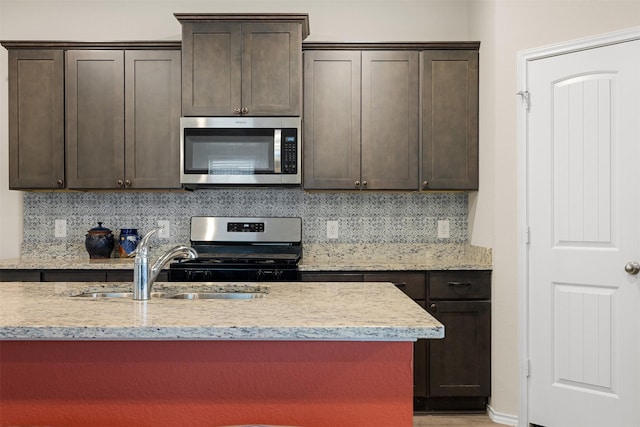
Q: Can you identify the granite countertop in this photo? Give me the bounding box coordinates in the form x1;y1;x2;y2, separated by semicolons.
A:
0;281;444;341
0;243;492;271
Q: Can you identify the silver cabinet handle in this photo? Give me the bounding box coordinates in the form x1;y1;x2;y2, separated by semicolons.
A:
56;179;64;187
117;180;124;187
241;107;248;114
362;180;368;187
233;107;241;114
625;261;640;275
125;179;132;187
354;180;360;188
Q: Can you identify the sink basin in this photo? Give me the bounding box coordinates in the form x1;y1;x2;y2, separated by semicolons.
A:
73;291;166;299
167;292;266;300
71;288;267;300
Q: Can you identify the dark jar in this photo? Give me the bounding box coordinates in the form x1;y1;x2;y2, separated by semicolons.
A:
118;228;139;257
85;222;115;259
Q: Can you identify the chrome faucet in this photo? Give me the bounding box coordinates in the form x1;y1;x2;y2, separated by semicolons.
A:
132;226;197;300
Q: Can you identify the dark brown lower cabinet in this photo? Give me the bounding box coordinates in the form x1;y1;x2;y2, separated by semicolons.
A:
0;270;167;282
300;269;491;412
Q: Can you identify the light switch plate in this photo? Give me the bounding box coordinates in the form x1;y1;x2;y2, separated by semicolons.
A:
54;219;67;238
157;220;170;239
327;221;339;239
437;219;450;239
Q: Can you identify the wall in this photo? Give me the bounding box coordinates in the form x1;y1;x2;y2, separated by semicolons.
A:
468;0;640;422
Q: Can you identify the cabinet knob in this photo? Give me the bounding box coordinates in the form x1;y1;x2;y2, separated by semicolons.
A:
362;180;368;187
233;108;241;114
241;107;248;115
125;179;132;187
423;180;429;188
117;180;124;187
430;303;437;313
56;179;64;187
354;180;361;188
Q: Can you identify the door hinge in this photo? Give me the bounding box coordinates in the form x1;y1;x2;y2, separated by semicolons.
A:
517;90;530;111
524;226;531;245
526;359;531;378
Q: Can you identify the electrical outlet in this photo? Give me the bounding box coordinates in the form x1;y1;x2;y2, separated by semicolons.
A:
54;219;67;238
437;219;450;239
157;220;170;238
327;221;339;239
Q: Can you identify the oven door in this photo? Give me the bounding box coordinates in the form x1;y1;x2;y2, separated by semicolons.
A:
181;117;301;186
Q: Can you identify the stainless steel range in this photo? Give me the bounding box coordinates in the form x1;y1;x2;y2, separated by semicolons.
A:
168;217;302;282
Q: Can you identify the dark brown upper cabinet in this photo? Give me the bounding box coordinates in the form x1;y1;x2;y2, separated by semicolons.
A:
421;50;479;190
303;47;419;190
6;49;65;189
303;42;479;192
176;14;309;117
66;49;181;189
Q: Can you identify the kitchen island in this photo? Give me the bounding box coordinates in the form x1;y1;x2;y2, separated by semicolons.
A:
0;281;442;427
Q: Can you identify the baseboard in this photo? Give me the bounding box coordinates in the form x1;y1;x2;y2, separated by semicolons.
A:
487;404;519;426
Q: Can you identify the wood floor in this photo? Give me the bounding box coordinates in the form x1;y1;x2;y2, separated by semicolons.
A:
414;414;505;426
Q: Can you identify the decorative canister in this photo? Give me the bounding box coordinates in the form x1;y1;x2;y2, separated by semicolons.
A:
118;228;139;257
85;222;115;259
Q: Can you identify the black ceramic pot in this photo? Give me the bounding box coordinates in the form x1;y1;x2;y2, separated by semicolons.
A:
85;222;115;259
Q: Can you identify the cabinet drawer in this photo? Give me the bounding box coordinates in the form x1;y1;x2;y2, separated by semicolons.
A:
429;271;490;300
363;272;425;300
42;270;107;282
0;270;41;282
106;270;133;282
300;272;364;282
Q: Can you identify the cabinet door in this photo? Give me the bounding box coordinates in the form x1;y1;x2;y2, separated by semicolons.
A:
66;50;125;189
427;300;490;397
124;50;182;189
361;51;419;190
242;22;302;116
421;50;479;190
8;50;64;189
181;22;242;116
303;51;361;189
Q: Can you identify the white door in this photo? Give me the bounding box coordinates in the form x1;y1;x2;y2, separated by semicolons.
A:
526;39;640;427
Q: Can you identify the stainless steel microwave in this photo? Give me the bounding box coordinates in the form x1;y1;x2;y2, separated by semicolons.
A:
180;117;301;187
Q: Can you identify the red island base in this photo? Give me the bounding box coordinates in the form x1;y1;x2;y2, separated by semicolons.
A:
0;340;414;427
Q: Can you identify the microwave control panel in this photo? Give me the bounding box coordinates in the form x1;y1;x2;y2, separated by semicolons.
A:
282;131;298;174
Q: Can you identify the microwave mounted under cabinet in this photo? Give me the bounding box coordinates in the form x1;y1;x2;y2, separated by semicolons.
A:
180;117;301;188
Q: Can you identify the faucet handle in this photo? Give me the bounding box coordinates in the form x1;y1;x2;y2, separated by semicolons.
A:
136;226;164;256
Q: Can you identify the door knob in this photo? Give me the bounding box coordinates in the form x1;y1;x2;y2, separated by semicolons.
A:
624;261;640;275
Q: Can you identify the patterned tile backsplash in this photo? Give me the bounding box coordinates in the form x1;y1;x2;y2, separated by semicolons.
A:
23;189;467;255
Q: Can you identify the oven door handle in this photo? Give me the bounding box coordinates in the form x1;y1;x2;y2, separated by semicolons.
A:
274;129;282;174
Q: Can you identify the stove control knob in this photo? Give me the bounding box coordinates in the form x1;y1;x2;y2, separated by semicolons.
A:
257;270;264;280
203;270;213;280
186;270;195;280
275;269;283;280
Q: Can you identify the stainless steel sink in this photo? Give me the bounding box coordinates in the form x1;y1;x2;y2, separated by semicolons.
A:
73;291;166;299
72;289;266;300
166;292;266;300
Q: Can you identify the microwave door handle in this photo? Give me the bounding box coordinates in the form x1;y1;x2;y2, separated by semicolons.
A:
274;129;282;174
